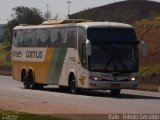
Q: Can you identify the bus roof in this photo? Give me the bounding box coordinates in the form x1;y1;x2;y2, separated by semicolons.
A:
77;22;133;29
14;19;133;30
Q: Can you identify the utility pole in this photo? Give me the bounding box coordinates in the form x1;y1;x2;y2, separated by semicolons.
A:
67;1;72;19
46;4;49;20
47;4;49;15
44;3;51;20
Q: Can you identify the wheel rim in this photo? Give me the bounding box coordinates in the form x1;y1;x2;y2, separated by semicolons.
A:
28;73;34;89
70;79;76;94
23;75;29;89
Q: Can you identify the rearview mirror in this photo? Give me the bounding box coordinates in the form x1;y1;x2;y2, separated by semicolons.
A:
86;39;91;56
139;40;147;57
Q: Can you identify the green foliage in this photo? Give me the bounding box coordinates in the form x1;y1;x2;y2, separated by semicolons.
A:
12;6;44;25
17;114;67;120
0;43;11;67
0;110;69;120
140;64;160;76
133;17;160;66
154;16;160;21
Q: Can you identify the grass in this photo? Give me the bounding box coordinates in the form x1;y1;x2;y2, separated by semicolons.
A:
0;42;11;67
0;110;70;120
139;64;160;76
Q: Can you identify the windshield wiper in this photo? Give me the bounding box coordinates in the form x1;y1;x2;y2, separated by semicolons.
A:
117;51;129;72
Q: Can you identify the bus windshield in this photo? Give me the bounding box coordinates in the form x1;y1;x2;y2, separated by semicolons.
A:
87;28;138;73
87;28;137;43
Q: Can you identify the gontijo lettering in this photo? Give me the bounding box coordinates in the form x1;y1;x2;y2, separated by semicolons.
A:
26;51;42;58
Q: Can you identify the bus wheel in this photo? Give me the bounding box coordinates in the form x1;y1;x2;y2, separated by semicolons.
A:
69;76;77;94
28;72;43;90
22;75;29;89
28;72;36;89
110;89;121;96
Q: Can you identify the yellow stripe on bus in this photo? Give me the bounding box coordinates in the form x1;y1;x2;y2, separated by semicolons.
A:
12;48;54;84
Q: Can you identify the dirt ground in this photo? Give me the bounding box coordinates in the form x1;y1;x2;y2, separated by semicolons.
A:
0;96;110;120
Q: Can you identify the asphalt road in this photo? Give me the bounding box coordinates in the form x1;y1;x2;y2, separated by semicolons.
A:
0;75;160;115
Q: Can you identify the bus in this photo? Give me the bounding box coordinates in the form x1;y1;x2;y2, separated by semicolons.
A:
12;19;139;96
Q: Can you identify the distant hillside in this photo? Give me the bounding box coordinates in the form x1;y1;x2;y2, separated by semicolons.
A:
70;0;160;24
134;18;160;66
0;24;4;41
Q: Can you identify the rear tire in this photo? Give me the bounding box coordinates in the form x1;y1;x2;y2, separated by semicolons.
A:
28;72;38;89
23;75;29;89
69;76;77;94
110;89;121;96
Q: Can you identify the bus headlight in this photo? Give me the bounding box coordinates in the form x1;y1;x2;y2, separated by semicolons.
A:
89;76;102;81
131;77;136;81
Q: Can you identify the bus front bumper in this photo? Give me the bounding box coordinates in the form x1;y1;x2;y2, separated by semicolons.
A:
88;79;138;90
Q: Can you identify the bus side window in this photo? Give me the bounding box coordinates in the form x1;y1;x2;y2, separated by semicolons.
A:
82;43;87;68
66;27;77;49
12;30;17;46
13;30;17;38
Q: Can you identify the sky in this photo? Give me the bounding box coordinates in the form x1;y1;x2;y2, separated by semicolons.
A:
0;0;160;24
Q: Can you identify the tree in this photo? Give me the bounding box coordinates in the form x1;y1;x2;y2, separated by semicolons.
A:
13;6;44;24
4;6;44;47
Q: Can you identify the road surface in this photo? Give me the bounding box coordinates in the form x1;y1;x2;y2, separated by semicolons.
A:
0;75;160;116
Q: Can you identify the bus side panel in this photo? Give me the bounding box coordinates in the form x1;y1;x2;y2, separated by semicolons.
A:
77;65;89;89
12;60;35;81
12;47;53;84
58;48;78;86
58;48;89;88
35;63;48;84
47;48;67;85
12;61;19;81
35;48;54;84
19;61;36;79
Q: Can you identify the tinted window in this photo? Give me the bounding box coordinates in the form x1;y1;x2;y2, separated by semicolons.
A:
14;27;77;48
89;44;138;73
87;28;137;43
78;27;86;67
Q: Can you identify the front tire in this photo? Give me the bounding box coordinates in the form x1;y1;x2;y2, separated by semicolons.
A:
69;77;77;94
110;89;121;96
28;72;39;89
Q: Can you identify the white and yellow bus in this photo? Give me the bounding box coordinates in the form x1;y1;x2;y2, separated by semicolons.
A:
12;19;139;95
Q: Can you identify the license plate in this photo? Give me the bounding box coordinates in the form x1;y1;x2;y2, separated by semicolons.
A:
111;84;120;88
